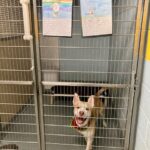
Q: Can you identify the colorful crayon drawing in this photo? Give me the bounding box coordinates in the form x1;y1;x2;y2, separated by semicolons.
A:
42;0;73;36
80;0;112;37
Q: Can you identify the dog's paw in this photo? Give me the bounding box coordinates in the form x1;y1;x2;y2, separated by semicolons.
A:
86;148;92;150
86;146;92;150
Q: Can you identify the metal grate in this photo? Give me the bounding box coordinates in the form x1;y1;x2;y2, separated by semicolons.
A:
42;86;128;150
37;0;137;85
0;0;40;150
0;0;147;150
34;0;143;150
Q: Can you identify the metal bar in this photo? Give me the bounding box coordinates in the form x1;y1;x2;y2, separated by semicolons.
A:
0;46;30;48
0;58;31;60
37;19;136;22
1;19;135;23
1;131;37;135
0;80;33;85
0;113;35;116
42;81;129;88
43;94;128;99
124;0;145;149
38;19;137;22
0;33;24;35
0;102;35;106
37;5;137;8
42;70;131;74
0;103;35;106
38;33;135;36
44;124;126;130
41;58;133;62
29;38;41;150
43;104;128;109
0;69;31;71
0;93;34;96
0;140;38;144
1;18;136;22
45;133;125;140
129;0;150;150
44;115;127;121
45;142;124;149
32;0;46;150
0;122;36;126
39;46;134;49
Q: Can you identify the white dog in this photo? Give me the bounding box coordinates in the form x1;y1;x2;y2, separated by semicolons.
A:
72;88;107;150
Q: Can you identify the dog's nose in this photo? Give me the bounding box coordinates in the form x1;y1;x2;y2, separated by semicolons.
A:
79;111;84;116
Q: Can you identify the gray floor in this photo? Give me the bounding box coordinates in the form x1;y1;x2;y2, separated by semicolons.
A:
1;97;125;150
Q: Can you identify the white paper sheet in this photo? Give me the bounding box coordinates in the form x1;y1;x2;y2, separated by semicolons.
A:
80;0;112;37
42;0;73;37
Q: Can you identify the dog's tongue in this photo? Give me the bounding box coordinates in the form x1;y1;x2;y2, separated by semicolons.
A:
77;118;84;124
71;117;86;129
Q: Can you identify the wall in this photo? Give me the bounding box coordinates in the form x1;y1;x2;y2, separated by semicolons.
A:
59;7;109;82
134;21;150;150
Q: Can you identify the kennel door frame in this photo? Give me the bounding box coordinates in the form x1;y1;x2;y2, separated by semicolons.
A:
0;0;41;149
128;1;150;150
31;0;149;150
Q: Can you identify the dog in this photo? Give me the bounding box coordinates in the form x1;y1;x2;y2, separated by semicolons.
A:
72;88;107;150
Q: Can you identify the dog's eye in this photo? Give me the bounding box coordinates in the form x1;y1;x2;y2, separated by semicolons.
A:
86;108;89;111
77;107;80;109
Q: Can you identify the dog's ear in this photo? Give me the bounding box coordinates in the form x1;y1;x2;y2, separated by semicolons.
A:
88;95;94;108
73;93;80;106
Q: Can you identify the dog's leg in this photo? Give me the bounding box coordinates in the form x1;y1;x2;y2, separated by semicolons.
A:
85;127;95;150
86;136;94;150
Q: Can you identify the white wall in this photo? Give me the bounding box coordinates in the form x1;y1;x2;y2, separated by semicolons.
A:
134;23;150;150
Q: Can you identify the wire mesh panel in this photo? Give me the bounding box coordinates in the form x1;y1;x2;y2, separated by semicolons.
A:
0;85;38;150
37;0;138;85
34;0;144;150
42;86;129;150
0;0;40;150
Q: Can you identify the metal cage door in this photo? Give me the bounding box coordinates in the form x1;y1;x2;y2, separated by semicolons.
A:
0;0;40;150
32;0;149;150
0;0;149;150
33;0;149;150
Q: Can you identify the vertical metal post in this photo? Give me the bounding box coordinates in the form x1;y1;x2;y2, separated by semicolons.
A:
21;0;42;149
124;0;149;149
124;0;143;149
32;0;46;150
30;39;41;150
21;1;41;149
129;0;150;150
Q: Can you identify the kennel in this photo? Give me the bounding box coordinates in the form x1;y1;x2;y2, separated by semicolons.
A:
0;0;149;150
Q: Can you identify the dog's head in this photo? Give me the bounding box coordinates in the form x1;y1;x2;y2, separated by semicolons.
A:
73;93;94;128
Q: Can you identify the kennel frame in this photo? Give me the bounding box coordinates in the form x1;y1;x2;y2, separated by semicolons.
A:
0;0;41;149
0;0;149;150
32;0;150;150
129;1;150;150
33;0;149;150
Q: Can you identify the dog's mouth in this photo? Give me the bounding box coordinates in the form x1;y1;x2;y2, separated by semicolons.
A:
75;117;87;125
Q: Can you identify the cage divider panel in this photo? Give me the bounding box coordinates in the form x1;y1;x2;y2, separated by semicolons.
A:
0;0;40;149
